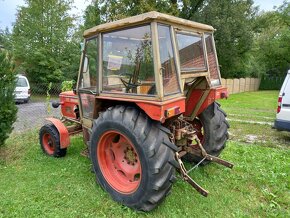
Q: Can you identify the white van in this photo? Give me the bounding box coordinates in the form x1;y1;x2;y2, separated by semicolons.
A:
15;75;31;103
274;70;290;132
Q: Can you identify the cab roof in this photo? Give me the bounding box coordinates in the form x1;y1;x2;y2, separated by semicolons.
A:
83;11;214;38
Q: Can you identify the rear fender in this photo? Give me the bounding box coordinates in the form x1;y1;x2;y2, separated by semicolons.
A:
184;87;228;119
45;118;70;149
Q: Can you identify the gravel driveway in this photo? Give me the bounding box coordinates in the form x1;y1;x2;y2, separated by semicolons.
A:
13;101;61;133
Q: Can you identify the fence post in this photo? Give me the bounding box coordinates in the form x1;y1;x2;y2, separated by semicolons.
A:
245;78;251;91
226;79;233;94
239;78;245;93
233;79;240;93
221;78;226;88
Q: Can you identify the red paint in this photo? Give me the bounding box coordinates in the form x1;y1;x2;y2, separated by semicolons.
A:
185;87;228;117
190;118;205;148
277;96;282;113
42;133;55;155
136;98;185;122
97;130;141;194
45;118;70;149
96;96;186;123
59;91;78;119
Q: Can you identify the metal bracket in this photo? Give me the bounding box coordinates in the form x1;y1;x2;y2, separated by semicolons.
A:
174;133;234;197
175;152;209;197
190;135;234;169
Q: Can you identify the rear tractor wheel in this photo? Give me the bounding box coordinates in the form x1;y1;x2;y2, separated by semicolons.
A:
90;106;177;211
39;123;67;157
183;102;229;164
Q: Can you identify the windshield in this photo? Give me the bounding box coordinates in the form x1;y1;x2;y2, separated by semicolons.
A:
102;25;155;95
16;77;28;87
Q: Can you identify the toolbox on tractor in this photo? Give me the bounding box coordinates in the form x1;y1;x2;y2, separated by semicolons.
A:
39;11;233;211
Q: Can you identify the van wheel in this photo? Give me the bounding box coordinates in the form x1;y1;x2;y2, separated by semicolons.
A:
90;106;176;211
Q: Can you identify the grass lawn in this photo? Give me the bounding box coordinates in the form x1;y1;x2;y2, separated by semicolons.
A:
1;91;289;217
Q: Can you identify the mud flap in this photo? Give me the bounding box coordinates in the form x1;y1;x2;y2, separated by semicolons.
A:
45;118;70;149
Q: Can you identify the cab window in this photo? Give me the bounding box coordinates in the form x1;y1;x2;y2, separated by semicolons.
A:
157;24;180;96
205;33;221;86
102;25;155;95
79;37;98;91
176;32;207;72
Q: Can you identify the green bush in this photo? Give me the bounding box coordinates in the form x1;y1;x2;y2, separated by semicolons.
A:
61;80;75;92
0;49;17;146
259;75;285;90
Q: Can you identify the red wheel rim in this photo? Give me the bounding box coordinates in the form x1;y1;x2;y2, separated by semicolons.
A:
97;130;141;194
191;119;205;146
42;133;55;155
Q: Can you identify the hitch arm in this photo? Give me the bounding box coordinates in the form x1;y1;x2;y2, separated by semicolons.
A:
192;136;234;169
175;152;209;197
174;134;234;197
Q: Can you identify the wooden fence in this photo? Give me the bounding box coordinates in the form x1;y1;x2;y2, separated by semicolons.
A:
221;78;261;94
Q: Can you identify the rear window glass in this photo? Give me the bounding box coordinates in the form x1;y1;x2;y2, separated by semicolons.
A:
205;33;221;86
16;78;28;87
176;33;206;71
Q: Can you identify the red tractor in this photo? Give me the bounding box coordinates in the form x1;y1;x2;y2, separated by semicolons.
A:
39;11;233;211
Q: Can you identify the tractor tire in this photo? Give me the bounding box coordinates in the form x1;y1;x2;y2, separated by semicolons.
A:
39;123;67;157
183;102;229;164
90;106;177;211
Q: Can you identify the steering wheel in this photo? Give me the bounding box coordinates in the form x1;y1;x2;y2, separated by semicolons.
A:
120;75;141;93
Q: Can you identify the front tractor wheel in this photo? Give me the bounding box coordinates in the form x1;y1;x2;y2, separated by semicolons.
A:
184;102;230;164
39;124;67;157
90;106;176;211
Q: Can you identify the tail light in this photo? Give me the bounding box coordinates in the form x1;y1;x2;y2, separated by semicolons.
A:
28;89;31;94
277;96;282;113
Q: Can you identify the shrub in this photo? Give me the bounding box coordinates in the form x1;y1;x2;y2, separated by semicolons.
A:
0;49;17;146
259;74;285;90
61;80;75;92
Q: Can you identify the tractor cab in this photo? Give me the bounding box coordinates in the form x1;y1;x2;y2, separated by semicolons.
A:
40;11;232;212
77;11;225;126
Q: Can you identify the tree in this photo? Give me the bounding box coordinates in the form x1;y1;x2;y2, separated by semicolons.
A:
94;0;179;22
251;1;290;76
0;49;17;146
188;0;257;78
0;28;12;50
83;0;102;29
12;0;77;84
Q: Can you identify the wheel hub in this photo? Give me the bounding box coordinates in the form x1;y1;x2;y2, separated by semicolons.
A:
124;147;137;165
97;131;142;194
42;133;55;154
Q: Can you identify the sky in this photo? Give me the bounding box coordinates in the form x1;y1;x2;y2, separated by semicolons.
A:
0;0;287;31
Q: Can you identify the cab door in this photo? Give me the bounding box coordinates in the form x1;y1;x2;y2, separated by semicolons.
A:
77;36;99;128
